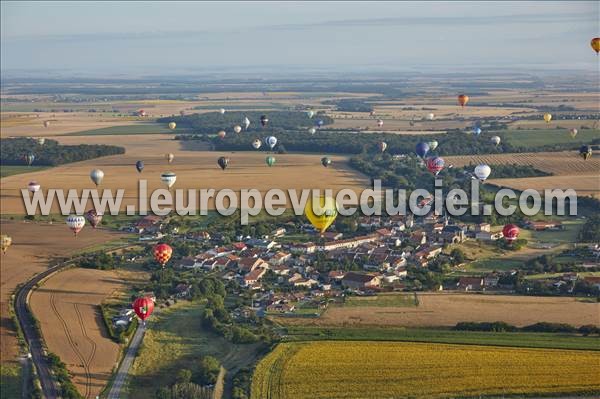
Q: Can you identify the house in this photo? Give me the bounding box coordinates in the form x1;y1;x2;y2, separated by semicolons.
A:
410;231;427;246
293;278;318;288
187;230;211;241
266;302;296;313
475;231;502;241
237;257;267;273
271;265;292;276
289;242;317;254
179;256;203;269
245;238;277;250
322;231;343;241
457;277;484;291
414;246;443;262
175;283;191;298
476;223;491;232
231;242;247;251
317;234;379;252
342;272;381;290
328;270;346;282
525;220;563;231
561;272;578;282
243;267;267;287
440;225;466;244
584;276;600;290
483;273;500;288
269;251;292;266
375;228;393;238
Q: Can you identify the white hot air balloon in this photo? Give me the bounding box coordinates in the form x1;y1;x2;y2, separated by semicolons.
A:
491;136;501;146
37;138;45;146
426;113;435;121
377;119;384;128
428;140;439;151
307;110;315;118
160;172;177;189
28;181;41;193
90;169;104;186
474;164;491;182
243;117;251;130
66;215;86;236
219;108;226;115
252;139;262;150
265;136;278;150
233;125;242;134
308;127;317;135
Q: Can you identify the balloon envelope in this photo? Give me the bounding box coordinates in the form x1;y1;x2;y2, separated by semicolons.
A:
233;125;242;134
133;296;155;321
90;169;104;186
458;94;469;107
377;119;384;127
219;108;226;114
66;215;85;236
543;113;552;123
591;37;600;54
308;127;316;135
251;139;262;150
260;115;269;127
160;172;177;188
218;130;226;139
569;128;578;138
304;196;338;234
243;117;251;129
1;235;12;254
321;157;331;167
426;157;445;176
28;181;40;193
426;113;435;120
218;156;229;170
579;145;592;160
85;209;102;228
136;160;144;173
502;224;520;243
265;136;277;149
491;136;501;146
265;156;276;167
168;122;176;130
474;164;491;181
153;243;173;267
378;141;387;153
427;140;438;151
166;153;174;164
415;142;430;158
37;138;46;145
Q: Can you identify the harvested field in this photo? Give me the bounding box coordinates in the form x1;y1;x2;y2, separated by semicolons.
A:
446;151;600;198
0;221;119;367
0;134;369;214
278;293;600;328
29;266;146;399
251;341;600;399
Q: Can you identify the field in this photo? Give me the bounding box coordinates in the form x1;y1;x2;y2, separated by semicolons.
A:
0;165;50;178
63;123;178;136
0;134;369;214
127;301;263;399
446;151;600;198
0;221;122;365
251;341;600;399
276;293;600;328
343;293;418;307
29;266;147;399
500;128;600;147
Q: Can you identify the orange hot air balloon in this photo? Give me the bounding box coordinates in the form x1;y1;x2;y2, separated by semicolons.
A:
591;38;600;54
153;243;173;267
458;94;469;107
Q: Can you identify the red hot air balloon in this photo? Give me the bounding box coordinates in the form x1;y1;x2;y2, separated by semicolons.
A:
153;243;173;267
85;209;102;228
426;156;445;176
132;296;154;323
502;224;520;243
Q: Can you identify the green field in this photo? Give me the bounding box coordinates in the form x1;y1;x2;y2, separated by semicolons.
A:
64;123;179;136
343;293;418;307
0;165;50;178
0;363;22;399
281;326;600;351
501;128;600;147
466;258;524;272
127;301;262;399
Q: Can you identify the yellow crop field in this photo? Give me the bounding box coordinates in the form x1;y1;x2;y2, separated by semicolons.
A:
251;341;600;399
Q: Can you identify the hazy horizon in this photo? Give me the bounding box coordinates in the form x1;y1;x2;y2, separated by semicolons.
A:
1;1;599;77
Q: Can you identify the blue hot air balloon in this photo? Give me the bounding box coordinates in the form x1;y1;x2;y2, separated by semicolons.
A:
415;142;430;159
316;119;324;128
473;126;482;136
136;160;144;173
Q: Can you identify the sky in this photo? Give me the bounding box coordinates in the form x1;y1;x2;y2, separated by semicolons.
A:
1;1;599;76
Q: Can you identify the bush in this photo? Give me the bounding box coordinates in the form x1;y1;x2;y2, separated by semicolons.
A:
196;356;220;386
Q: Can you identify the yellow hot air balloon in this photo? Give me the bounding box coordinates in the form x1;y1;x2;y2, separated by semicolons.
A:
168;122;176;130
304;196;337;234
543;113;552;124
1;234;13;254
591;37;600;54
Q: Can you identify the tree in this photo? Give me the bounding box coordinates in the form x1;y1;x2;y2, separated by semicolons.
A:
196;356;220;385
176;369;192;384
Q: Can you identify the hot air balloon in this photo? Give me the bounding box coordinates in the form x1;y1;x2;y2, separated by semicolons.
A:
304;196;338;234
377;119;384;128
474;164;491;182
569;128;578;138
473;127;482;136
458;94;469;107
153;243;173;267
85;209;102;228
218;130;226;139
378;141;387;153
265;156;276;167
321;157;331;167
136;160;144;173
265;136;277;150
543;113;552;124
426;157;445;176
219;108;226;115
90;169;104;186
502;224;520;243
66;215;85;236
218;156;229;170
233;125;242;134
139;110;147;117
243;117;251;130
37;138;46;145
43;120;50;128
369;111;376;117
260;115;269;127
591;37;600;54
160;172;177;189
491;136;501;146
252;139;262;150
415;142;430;159
428;140;439;151
316;119;324;128
168;122;177;130
133;296;155;324
307;110;315;118
28;181;40;193
426;113;435;121
1;235;12;254
24;153;35;166
579;145;593;160
308;127;316;135
166;153;174;164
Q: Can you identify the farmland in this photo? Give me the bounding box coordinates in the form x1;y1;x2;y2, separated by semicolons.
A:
500;128;600;147
251;341;600;399
277;293;600;328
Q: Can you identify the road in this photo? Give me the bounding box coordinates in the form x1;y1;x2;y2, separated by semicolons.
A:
107;323;145;399
14;262;64;399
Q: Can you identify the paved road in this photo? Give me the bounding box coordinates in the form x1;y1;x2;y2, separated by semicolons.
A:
107;323;145;399
14;263;64;399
